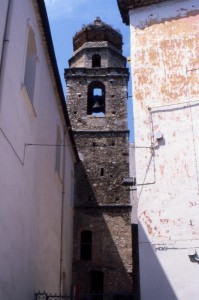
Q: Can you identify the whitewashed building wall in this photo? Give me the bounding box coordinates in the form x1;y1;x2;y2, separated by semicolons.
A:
0;1;77;299
127;1;199;299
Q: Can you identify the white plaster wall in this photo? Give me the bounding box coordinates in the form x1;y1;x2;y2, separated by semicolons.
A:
0;0;75;299
139;239;199;300
129;0;199;299
129;143;137;224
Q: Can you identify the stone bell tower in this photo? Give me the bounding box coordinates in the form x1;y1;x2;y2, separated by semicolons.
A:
65;17;133;299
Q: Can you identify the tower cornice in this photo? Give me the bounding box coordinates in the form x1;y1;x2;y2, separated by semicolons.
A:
65;67;129;80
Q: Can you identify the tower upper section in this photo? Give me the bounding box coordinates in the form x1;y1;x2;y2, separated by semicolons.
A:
65;18;129;131
73;17;122;52
69;17;126;69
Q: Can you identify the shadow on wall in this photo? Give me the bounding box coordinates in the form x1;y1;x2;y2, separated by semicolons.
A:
138;223;177;300
72;161;135;300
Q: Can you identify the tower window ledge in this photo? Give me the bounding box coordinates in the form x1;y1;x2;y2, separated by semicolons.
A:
88;113;105;118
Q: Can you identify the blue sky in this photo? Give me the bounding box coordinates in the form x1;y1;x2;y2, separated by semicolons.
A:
44;0;134;141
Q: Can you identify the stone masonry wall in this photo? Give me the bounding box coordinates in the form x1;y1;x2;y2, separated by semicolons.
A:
74;131;130;206
66;20;133;298
73;208;132;296
65;70;129;131
69;44;125;69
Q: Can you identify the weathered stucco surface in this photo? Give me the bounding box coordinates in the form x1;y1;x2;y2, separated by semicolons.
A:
130;0;199;299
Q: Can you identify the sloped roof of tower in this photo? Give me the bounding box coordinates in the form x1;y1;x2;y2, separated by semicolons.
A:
73;17;123;51
117;0;167;24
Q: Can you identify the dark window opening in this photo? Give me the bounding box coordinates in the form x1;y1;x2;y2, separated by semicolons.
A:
100;168;104;176
81;230;92;260
90;271;104;300
92;54;101;68
87;82;105;115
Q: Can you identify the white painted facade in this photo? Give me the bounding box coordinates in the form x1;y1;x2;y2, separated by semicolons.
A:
128;0;199;299
129;143;137;224
0;0;77;299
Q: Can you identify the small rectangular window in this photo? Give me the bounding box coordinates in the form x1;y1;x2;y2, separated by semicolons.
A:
81;230;92;260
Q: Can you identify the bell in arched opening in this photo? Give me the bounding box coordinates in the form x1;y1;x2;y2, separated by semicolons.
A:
87;81;105;115
92;95;103;113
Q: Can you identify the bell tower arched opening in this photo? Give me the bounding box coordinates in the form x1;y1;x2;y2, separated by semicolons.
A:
87;81;105;115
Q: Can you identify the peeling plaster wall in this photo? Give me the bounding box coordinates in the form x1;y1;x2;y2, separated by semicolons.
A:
129;0;199;299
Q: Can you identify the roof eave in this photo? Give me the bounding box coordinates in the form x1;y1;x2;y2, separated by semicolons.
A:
117;0;131;25
34;0;79;161
117;0;168;25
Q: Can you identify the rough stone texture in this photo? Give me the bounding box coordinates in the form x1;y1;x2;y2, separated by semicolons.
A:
65;18;133;298
74;131;130;206
69;42;125;68
65;70;128;131
65;39;129;133
73;208;132;297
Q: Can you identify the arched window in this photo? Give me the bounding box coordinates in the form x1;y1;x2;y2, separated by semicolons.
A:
81;230;92;260
24;26;37;102
87;81;105;115
92;54;101;68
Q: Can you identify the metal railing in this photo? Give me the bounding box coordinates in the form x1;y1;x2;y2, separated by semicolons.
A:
35;291;134;300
